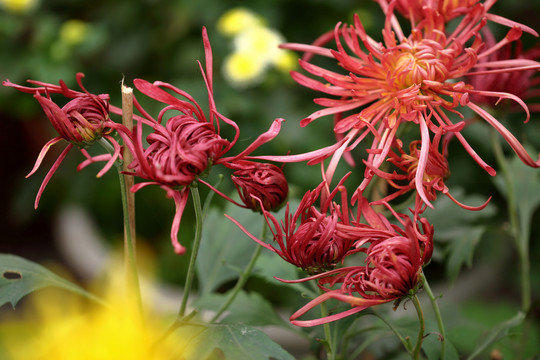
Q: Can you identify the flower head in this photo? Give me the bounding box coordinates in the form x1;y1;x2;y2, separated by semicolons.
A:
126;27;283;254
227;174;356;274
3;73;129;208
468;28;540;112
229;160;288;212
287;234;423;327
279;3;540;207
218;7;296;88
280;205;431;326
0;0;38;13
391;0;480;22
217;7;264;37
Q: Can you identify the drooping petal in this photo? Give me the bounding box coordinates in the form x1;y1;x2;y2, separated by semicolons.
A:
218;118;284;163
468;102;540;168
26;137;64;178
33;143;73;209
169;188;190;255
289;290;387;327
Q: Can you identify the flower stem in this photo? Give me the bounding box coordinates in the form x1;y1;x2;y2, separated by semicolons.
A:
121;84;137;278
411;294;425;360
372;309;412;353
210;222;266;323
97;136;142;315
119;84;141;311
178;184;204;318
422;272;446;360
320;288;334;360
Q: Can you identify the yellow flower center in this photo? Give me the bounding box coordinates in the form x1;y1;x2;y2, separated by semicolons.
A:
387;40;449;91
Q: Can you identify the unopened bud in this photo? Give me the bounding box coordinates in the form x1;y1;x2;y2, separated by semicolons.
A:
230;161;288;212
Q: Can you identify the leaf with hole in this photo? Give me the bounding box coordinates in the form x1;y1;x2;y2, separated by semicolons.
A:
0;254;104;308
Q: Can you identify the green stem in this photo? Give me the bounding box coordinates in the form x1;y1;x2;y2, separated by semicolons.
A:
98;138;142;313
422;273;446;360
411;295;425;360
320;288;334;360
372;309;412;353
491;131;530;312
178;185;204;318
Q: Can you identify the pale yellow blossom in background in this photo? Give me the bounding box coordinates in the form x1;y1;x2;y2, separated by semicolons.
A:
217;7;264;37
0;0;38;13
59;19;90;46
218;7;297;88
223;51;268;88
274;49;297;73
233;26;284;64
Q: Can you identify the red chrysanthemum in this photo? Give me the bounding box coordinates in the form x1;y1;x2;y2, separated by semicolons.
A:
3;73;130;208
227;174;356;274
272;2;540;208
281;211;429;326
125;27;283;254
229;160;288;212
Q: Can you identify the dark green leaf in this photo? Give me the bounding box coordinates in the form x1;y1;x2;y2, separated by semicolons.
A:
493;148;540;250
466;311;525;360
197;203;262;295
189;323;295;360
422;330;459;360
253;252;304;290
0;254;104;308
424;188;495;240
445;227;485;282
197;198;300;295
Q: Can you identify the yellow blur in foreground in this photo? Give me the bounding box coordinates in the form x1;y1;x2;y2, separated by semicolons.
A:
0;264;192;360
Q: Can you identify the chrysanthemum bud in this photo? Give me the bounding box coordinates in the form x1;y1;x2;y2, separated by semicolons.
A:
51;94;110;146
230;161;288;212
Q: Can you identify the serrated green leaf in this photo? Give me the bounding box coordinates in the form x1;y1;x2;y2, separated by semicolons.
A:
493;149;540;250
189;323;295;360
197;203;262;295
445;227;485;282
423;188;495;240
195;290;289;327
253;252;303;289
0;254;104;308
466;312;525;360
197;198;300;295
422;331;459;360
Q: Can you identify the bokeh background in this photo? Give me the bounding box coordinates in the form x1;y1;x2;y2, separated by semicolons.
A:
1;0;540;358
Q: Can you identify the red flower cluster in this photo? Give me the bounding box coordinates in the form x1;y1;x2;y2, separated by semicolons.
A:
5;0;540;330
4;28;287;255
236;0;540;326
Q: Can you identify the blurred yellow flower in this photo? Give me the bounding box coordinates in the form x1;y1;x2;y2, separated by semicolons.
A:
217;7;264;36
218;8;296;88
59;19;90;46
0;0;38;13
223;51;267;88
0;263;192;360
274;49;297;73
233;26;284;64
